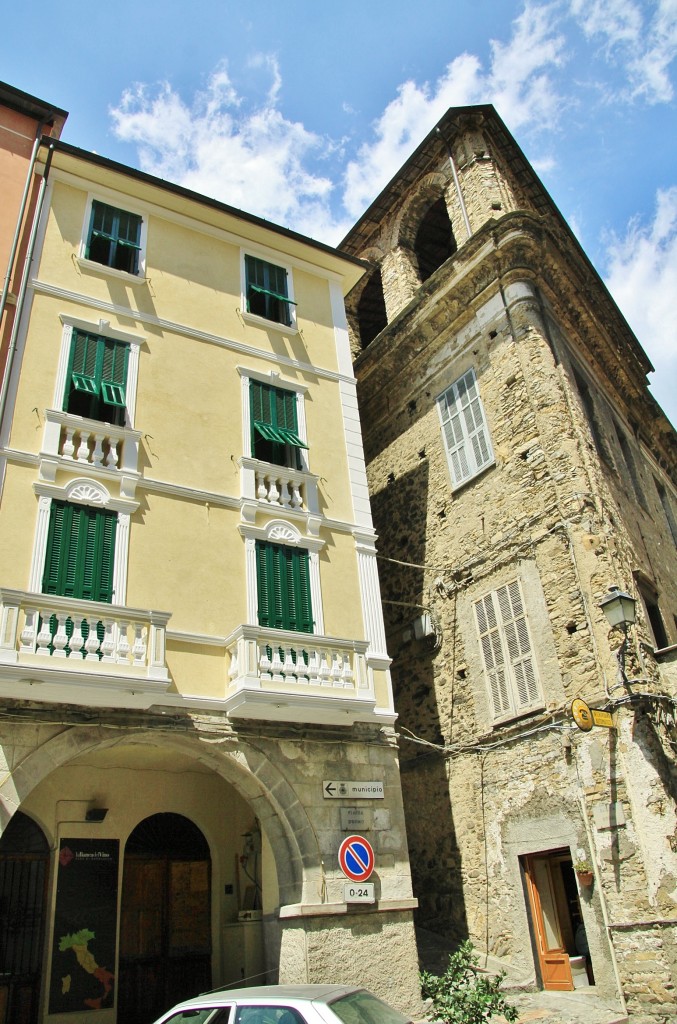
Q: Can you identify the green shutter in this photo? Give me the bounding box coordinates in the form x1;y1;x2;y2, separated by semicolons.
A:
42;501;117;603
256;542;313;633
100;338;128;408
250;381;308;458
245;255;294;325
65;331;128;421
87;201;141;273
68;330;100;399
295;550;313;633
256;541;272;627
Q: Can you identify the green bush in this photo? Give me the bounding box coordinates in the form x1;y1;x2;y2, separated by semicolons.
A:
420;940;518;1024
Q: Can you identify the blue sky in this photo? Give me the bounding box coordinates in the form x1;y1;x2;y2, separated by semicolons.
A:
3;0;676;423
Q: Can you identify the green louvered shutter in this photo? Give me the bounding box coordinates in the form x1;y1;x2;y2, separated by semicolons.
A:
42;501;117;603
69;330;100;398
294;548;313;634
250;381;306;466
42;500;71;595
256;541;272;628
245;255;292;325
256;542;313;633
65;331;128;425
100;338;128;409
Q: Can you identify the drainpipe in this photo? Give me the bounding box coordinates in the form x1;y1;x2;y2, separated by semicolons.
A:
0;117;50;326
0;139;55;473
435;126;472;240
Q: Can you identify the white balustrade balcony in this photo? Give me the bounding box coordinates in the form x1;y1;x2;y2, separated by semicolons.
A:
224;624;376;724
0;588;171;693
40;410;142;495
239;457;319;515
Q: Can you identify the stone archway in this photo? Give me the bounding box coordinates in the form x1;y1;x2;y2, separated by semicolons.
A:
0;725;323;919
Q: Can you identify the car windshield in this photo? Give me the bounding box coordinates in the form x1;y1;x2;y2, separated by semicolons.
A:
327;991;411;1024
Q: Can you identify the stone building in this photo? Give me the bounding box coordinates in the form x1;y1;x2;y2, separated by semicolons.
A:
0;107;420;1023
341;105;677;1021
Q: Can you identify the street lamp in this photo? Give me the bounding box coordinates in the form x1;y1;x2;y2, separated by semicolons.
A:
599;586;636;683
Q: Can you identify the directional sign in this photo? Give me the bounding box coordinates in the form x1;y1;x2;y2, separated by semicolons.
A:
338;834;375;882
323;780;384;800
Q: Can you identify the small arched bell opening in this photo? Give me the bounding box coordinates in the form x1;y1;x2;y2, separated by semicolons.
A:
118;813;211;1024
357;267;388;348
413;196;457;282
0;812;50;1024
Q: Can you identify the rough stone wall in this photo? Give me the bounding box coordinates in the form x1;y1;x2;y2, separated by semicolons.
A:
347;123;677;1018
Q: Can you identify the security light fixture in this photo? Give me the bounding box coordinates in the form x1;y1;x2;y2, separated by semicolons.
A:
85;807;108;822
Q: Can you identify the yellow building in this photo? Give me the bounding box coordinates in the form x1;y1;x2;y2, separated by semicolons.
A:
0;134;420;1024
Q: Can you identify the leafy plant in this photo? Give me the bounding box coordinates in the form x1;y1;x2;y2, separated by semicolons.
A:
420;940;518;1024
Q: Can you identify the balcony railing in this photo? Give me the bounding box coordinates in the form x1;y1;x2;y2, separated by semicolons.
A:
239;458;319;514
40;410;142;487
224;624;376;723
0;589;170;683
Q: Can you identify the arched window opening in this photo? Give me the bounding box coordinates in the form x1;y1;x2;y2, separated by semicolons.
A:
414;196;456;282
357;268;387;348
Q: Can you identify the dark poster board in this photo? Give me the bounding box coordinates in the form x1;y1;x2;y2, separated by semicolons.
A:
49;838;119;1014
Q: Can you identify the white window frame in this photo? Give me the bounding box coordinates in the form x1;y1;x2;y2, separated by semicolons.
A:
238;367;309;472
240;250;297;330
437;367;494;488
240;520;325;635
29;479;137;605
78;193;148;284
474;579;543;723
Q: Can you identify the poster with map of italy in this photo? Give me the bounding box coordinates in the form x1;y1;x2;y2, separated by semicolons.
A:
49;838;119;1013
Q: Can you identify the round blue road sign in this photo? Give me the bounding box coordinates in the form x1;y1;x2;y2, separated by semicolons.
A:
338;834;375;882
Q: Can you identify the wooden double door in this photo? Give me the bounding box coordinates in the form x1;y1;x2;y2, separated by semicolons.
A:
523;850;587;991
118;814;211;1024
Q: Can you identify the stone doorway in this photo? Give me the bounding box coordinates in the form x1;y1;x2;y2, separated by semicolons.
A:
117;813;212;1024
523;850;592;991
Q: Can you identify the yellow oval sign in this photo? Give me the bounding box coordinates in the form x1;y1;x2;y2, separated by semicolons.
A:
571;697;593;732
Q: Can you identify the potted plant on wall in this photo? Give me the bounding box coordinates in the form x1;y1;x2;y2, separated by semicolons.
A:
573;850;594;887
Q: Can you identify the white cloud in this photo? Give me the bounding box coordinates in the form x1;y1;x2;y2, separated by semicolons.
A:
108;0;677;247
110;62;346;242
569;0;677;102
604;186;677;425
343;3;566;217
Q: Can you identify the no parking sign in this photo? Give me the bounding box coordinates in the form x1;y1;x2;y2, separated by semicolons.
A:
338;834;375;882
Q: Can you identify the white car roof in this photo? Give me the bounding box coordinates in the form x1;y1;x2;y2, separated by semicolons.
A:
164;984;366;1010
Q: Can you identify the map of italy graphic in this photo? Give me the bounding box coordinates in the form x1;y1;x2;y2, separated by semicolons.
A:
58;927;115;1010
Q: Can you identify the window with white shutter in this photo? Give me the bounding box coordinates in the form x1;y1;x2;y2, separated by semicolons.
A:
474;580;542;721
437;368;494;487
